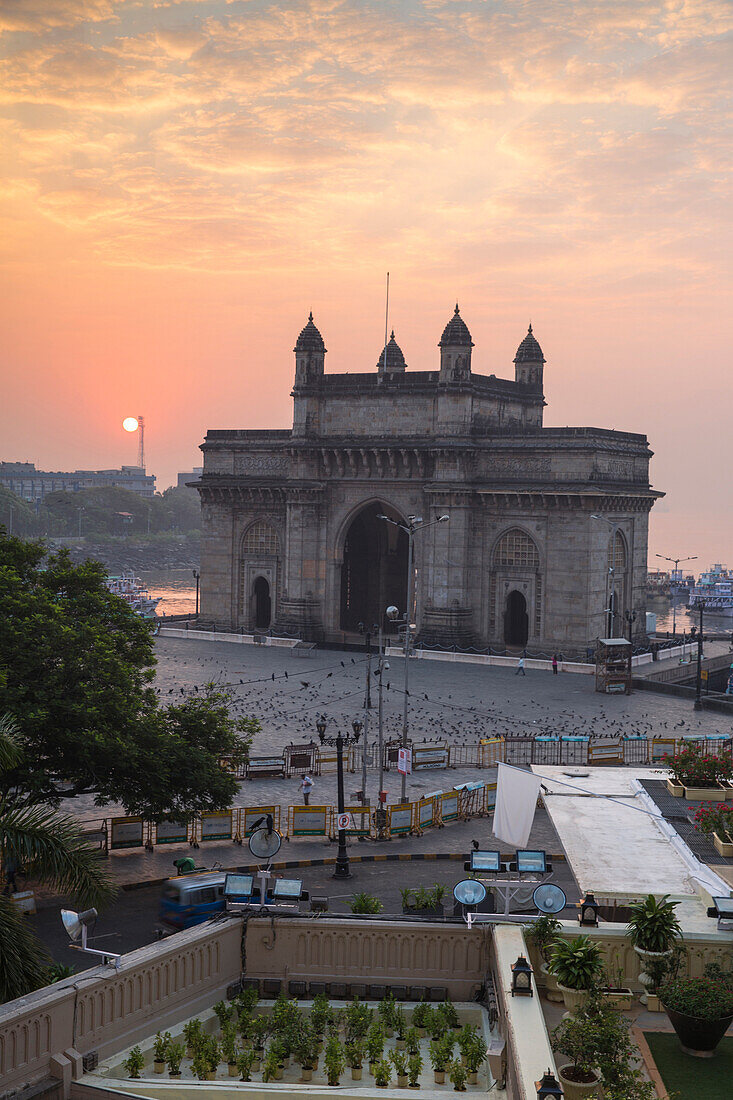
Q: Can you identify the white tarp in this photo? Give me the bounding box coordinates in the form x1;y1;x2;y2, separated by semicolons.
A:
492;763;541;847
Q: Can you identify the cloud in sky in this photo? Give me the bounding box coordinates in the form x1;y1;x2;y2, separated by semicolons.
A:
0;0;732;560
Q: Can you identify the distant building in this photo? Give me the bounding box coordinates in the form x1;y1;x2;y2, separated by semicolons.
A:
0;462;156;501
177;468;203;489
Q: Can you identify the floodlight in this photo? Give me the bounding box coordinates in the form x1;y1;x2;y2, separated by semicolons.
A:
61;908;97;943
533;884;566;915
515;850;547;873
453;879;487;908
470;850;501;874
224;874;254;899
271;879;303;901
249;827;282;860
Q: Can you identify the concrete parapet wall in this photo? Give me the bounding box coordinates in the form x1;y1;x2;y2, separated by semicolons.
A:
159;627;300;647
385;648;594;675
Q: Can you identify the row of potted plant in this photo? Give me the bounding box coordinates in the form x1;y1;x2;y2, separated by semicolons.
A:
401;883;447;915
664;742;733;800
693;800;733;857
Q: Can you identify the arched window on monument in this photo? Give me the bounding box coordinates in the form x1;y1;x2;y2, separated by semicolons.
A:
240;521;280;627
490;528;542;644
606;530;628;635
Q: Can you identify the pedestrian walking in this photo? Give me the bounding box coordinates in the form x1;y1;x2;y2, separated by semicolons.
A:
515;656;526;676
552;654;558;675
300;774;314;806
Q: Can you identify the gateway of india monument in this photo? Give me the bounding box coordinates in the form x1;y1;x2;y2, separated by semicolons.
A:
196;306;661;653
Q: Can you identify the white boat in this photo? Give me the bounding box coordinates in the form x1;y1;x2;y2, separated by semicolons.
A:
106;569;161;619
688;564;733;616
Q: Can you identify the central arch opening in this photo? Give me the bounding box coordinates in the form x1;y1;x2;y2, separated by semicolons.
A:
340;503;408;633
504;589;528;647
253;576;271;629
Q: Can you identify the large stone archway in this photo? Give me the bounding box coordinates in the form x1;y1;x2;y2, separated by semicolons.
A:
339;502;408;632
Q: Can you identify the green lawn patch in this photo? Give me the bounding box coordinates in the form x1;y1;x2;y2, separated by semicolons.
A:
644;1031;733;1100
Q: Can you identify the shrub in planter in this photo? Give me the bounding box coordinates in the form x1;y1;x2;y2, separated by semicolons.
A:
221;1022;238;1075
262;1050;280;1083
464;1032;487;1083
551;1009;601;1096
430;1034;454;1082
525;913;562;966
191;1049;210;1081
166;1042;184;1079
311;991;333;1039
627;894;681;954
694;801;733;855
449;1059;468;1092
237;1048;256;1082
554;990;655;1100
394;1006;408;1045
346;1039;364;1080
659;971;733;1055
350;891;384;914
367;1020;386;1069
456;1024;478;1063
390;1048;409;1086
213;999;232;1029
153;1031;171;1072
345;996;372;1043
405;1027;421;1057
183;1018;203;1057
438;997;460;1030
664;743;733;792
378;991;397;1034
249;1015;269;1053
549;935;604;1013
408;1052;423;1088
325;1036;345;1086
411;1000;430;1034
235;985;259;1015
374;1057;392;1087
123;1046;145;1079
295;1025;320;1079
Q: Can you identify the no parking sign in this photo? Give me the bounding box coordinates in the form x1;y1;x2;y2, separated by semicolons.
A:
398;748;412;775
337;812;353;831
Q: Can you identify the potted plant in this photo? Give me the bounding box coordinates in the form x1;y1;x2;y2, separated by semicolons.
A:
123;1046;145;1079
325;1036;345;1086
601;965;634;1011
626;893;681;1005
694;801;733;857
350;891;384;913
250;1014;269;1057
166;1041;184;1079
525;914;563;1002
438;998;459;1030
390;1048;409;1087
408;1052;423;1088
659;968;733;1056
429;1035;453;1084
456;1024;477;1065
237;1048;255;1081
152;1031;170;1073
374;1057;392;1088
183;1018;203;1058
192;1049;210;1081
548;935;604;1015
394;1006;407;1047
405;1026;421;1057
204;1036;220;1081
378;992;397;1035
664;743;733;800
449;1058;468;1092
262;1049;280;1083
346;1039;364;1080
411;1000;430;1036
367;1020;385;1072
220;1022;238;1076
551;1011;602;1099
296;1027;319;1082
464;1032;487;1084
213;999;232;1029
345;997;372;1043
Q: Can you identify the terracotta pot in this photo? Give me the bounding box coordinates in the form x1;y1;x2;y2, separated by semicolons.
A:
206;1071;217;1080
350;1067;362;1080
666;778;684;797
714;832;733;858
540;962;564;1004
434;1070;445;1084
557;1064;601;1099
663;1005;733;1057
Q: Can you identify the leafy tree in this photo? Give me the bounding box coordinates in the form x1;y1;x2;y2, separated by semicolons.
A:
0;486;37;537
0;533;253;816
1;715;116;1003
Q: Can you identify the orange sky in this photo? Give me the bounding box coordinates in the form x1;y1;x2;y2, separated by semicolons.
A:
1;0;732;564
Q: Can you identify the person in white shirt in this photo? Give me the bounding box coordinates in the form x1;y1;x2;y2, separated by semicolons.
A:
300;774;314;805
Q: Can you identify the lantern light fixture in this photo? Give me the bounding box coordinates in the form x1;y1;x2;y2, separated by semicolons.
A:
578;891;600;927
535;1068;563;1098
510;954;534;997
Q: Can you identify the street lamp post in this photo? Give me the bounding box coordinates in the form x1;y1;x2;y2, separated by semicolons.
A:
655;553;697;637
316;715;362;879
357;622;378;805
694;604;705;711
378;513;449;802
193;569;200;617
591;514;621;636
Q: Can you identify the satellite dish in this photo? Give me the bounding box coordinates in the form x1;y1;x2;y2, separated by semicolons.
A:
533;883;567;915
248;827;282;860
453;879;487;907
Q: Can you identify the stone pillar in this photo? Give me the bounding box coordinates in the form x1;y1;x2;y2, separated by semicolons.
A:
419;491;475;646
199;494;237;628
273;488;325;641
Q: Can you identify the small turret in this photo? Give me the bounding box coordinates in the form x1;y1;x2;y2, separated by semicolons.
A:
514;323;545;389
377;331;407;375
294;312;326;386
439;304;473;382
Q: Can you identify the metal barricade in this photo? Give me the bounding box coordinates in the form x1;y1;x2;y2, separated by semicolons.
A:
198;810;233;843
560;736;589;765
533;736;562;766
336;807;374;840
285;743;318;777
438;790;460;825
414;796;437;834
588;740;623;765
478;738;504;767
502;737;533;765
246;755;286;779
153;819;190;847
110;816;145;851
241;805;282;837
287;805;331;839
651;737;678;764
386;803;414;837
622;736;649;765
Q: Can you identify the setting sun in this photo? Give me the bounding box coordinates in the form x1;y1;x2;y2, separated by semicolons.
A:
122;417;139;433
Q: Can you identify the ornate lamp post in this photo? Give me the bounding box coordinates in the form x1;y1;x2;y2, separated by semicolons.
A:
655;552;697;637
193;569;200;617
316;714;362;879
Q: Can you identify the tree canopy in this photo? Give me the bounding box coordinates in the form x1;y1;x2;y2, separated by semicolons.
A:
0;533;252;818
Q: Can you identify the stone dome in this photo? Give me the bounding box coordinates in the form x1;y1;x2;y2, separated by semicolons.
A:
377;331;406;373
439;303;473;347
294;312;326;353
514;323;545;363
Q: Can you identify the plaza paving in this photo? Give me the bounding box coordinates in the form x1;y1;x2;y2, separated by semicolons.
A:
59;635;731;836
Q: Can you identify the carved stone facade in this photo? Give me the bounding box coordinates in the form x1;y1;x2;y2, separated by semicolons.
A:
197;309;662;653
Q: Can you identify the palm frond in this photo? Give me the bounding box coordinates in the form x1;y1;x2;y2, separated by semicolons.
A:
1;802;116;908
0;713;22;773
0;893;51;1004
